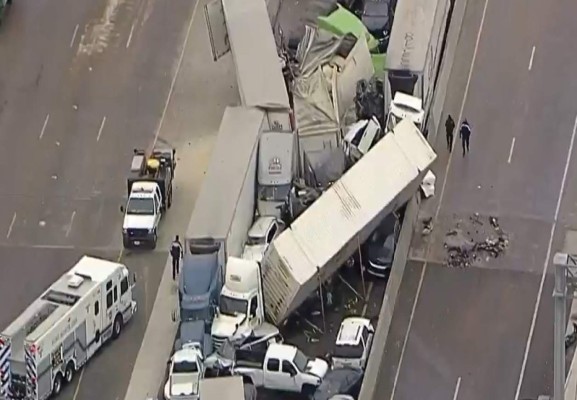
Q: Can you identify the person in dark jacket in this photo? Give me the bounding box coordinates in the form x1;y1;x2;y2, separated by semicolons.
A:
170;235;183;280
445;115;455;151
459;119;472;157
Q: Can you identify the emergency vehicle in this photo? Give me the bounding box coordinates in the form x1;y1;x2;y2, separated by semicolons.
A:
0;256;137;400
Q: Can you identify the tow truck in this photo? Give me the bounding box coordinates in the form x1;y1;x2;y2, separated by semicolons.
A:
121;147;176;249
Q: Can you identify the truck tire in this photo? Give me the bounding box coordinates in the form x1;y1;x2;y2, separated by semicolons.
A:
64;361;75;383
123;238;132;249
301;384;316;397
167;190;172;208
112;314;123;339
53;373;63;396
150;234;157;250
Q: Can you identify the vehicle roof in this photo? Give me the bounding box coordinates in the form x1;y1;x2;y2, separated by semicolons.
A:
248;216;277;238
393;92;423;111
181;253;219;295
336;317;372;345
186;107;263;244
173;346;203;363
268;343;297;359
131;181;158;192
222;0;290;109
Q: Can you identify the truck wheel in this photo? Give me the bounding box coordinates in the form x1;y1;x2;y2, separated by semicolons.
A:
301;384;316;397
112;314;123;339
167;191;172;208
123;238;132;249
64;361;75;383
53;373;63;396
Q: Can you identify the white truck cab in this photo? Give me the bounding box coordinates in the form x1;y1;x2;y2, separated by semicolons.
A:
235;343;329;395
164;343;205;400
123;181;162;245
386;92;425;132
332;317;375;371
212;257;264;348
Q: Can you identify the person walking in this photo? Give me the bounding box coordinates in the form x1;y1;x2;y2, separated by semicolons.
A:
459;119;472;157
170;235;183;280
445;114;455;152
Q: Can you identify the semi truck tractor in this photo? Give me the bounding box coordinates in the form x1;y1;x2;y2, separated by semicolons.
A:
121;147;176;249
262;119;437;324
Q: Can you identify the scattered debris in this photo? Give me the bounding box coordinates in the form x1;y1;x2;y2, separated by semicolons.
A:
444;215;509;268
421;170;436;198
422;217;433;235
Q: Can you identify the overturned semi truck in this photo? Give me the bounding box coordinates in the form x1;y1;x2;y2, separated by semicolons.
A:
262;119;437;324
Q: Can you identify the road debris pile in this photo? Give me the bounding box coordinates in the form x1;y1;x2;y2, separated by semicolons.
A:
444;214;509;268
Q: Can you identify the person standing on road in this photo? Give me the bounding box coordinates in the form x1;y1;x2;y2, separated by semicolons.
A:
170;235;183;280
460;119;472;157
445;114;455;151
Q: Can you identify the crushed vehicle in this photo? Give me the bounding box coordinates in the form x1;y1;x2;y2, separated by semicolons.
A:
312;367;364;400
121;147;176;249
332;317;375;370
364;212;401;278
233;343;329;395
164;340;205;400
241;216;284;264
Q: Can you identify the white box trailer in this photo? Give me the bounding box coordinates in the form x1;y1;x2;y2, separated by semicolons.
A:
185;106;265;269
262;119;437;324
0;256;136;400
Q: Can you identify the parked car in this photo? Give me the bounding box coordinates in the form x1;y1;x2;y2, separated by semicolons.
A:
241;216;284;263
364;212;400;278
332;317;375;370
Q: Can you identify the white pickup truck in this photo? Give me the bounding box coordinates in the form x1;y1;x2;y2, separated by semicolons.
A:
164;343;205;400
234;343;329;396
332;317;374;371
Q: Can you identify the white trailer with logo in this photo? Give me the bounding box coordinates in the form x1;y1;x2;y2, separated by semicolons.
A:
0;256;137;400
262;119;437;324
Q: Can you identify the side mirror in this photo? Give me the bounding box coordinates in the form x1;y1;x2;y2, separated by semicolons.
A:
120;205;125;213
289;370;297;377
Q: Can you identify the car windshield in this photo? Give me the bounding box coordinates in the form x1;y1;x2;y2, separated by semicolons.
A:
246;234;266;246
173;360;199;374
258;184;291;201
219;295;248;317
293;349;309;372
126;198;155;215
363;1;389;17
333;343;364;359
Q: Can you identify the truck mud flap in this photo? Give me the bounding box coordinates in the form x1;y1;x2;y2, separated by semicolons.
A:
0;335;11;398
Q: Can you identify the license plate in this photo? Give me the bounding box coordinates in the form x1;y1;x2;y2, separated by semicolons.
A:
134;241;141;245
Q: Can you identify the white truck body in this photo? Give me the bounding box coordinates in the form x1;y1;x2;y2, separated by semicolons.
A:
211;257;264;348
262;119;437;324
185;106;264;269
123;181;162;240
0;256;137;400
234;344;329;394
384;0;450;114
198;376;246;400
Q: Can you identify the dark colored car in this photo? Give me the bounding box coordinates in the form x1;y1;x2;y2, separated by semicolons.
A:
312;367;363;400
360;0;396;51
364;212;400;278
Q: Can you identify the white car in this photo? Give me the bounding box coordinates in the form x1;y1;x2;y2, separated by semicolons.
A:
332;317;375;371
164;344;204;400
242;216;284;263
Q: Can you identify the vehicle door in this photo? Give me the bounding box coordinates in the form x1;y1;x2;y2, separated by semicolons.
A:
103;274;120;342
154;187;162;221
263;358;292;390
118;273;132;315
85;289;103;358
362;325;375;369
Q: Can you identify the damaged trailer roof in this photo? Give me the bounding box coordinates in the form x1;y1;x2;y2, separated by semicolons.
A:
263;119;437;323
222;0;290;110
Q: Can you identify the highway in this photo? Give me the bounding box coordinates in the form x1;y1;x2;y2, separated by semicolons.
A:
372;0;577;399
0;0;238;399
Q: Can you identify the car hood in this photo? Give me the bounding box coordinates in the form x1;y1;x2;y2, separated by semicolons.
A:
306;358;330;378
123;214;155;230
242;245;267;263
211;314;246;338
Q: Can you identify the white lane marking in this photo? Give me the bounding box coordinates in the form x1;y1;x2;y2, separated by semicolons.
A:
528;46;536;71
96;116;107;141
39;114;50;139
452;377;462;400
507;137;516;164
126;23;135;48
6;213;16;239
70;24;79;48
150;0;200;148
72;369;85;400
514;114;577;399
65;211;76;237
390;0;490;397
361;281;374;316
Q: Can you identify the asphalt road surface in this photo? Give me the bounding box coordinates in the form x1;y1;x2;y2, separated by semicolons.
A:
0;0;238;399
373;0;577;399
